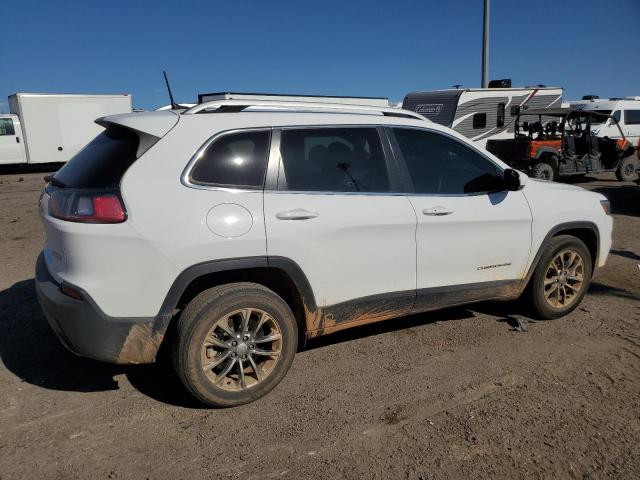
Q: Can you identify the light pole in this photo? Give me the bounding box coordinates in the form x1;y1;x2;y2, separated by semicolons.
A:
481;0;490;88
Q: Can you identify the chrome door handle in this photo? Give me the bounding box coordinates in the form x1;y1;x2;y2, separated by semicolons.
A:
276;209;319;220
422;206;453;216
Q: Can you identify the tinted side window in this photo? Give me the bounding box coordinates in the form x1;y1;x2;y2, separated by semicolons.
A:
279;127;390;192
0;118;15;136
473;113;487;129
497;103;506;127
392;128;501;195
624;110;640;125
190;130;270;188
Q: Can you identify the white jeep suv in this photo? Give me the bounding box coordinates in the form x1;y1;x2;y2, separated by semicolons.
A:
36;99;612;407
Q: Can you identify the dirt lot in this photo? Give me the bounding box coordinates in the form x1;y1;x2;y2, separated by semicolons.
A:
0;168;638;480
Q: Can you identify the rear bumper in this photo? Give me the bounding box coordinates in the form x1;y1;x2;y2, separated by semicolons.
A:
35;252;171;364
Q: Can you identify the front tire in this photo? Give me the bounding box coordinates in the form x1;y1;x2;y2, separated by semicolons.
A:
528;235;593;319
172;283;298;407
532;161;555;181
615;156;638;181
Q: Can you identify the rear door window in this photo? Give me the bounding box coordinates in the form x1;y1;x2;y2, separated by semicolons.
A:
53;126;140;188
189;130;271;188
279;127;390;192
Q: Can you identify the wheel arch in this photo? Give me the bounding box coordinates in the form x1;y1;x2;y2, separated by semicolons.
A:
535;148;559;163
158;257;317;348
523;221;600;288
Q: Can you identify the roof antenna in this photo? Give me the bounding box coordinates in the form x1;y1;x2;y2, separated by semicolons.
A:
163;70;178;109
452;84;462;89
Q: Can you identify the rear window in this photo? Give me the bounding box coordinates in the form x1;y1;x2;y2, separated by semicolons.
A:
53;126;140;189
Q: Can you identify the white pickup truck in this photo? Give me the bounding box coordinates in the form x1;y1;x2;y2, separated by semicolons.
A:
0;93;132;166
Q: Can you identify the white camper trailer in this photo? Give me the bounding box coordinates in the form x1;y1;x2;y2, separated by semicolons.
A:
402;82;563;148
0;93;132;165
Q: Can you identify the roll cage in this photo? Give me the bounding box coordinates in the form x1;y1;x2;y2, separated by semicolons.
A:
514;108;626;141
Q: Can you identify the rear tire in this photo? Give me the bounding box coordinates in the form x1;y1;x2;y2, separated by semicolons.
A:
172;282;298;407
532;161;555;181
615;156;638;181
527;235;592;320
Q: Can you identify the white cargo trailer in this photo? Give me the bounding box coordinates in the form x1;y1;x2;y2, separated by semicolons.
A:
0;93;132;165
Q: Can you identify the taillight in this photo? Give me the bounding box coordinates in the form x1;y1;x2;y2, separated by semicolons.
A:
48;189;127;223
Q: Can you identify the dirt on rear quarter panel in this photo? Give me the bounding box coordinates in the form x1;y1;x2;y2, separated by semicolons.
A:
117;320;169;364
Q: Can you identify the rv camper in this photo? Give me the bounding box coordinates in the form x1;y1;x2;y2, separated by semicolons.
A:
402;80;563;148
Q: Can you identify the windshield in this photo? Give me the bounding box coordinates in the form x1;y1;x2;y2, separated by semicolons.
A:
589;110;612;125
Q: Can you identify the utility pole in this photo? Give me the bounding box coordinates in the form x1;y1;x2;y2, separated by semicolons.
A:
481;0;490;88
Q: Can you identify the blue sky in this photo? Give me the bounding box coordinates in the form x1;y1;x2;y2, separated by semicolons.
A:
1;0;639;111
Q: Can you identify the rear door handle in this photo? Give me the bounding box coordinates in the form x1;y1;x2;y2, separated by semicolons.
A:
276;209;319;220
422;206;453;216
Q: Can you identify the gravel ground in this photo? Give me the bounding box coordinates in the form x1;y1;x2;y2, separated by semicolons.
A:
0;168;638;479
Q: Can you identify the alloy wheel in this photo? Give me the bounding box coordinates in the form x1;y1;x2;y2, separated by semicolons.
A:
543;249;585;309
200;308;282;391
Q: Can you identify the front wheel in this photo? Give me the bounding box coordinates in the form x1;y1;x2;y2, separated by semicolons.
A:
531;161;555;181
528;235;593;319
615;156;638;181
172;283;298;407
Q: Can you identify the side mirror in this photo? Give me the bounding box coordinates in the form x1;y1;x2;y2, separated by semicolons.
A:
503;168;522;191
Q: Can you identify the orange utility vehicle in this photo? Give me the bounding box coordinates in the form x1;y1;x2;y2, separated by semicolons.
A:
486;108;637;181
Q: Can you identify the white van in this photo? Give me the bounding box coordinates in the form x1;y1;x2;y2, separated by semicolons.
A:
569;98;640;148
0;93;132;166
